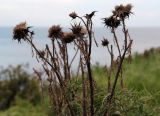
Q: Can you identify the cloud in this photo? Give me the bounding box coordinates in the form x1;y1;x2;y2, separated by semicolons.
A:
0;0;159;27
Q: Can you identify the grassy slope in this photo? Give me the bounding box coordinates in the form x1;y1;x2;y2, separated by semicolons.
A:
93;49;160;91
125;51;160;92
93;49;160;115
0;97;48;116
1;49;160;115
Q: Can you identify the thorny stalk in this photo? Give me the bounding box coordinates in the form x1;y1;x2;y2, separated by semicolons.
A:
102;4;133;115
112;28;121;58
107;45;114;92
112;29;124;89
80;56;87;116
27;37;75;116
76;13;95;116
12;4;133;116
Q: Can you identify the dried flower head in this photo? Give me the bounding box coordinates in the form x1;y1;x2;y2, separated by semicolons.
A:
102;38;109;46
13;22;31;42
112;4;133;19
125;4;133;13
102;16;120;28
71;23;82;35
48;25;63;39
69;12;78;19
61;32;76;43
85;11;97;19
70;23;86;37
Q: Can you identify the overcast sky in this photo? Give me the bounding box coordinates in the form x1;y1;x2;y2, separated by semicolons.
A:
0;0;160;27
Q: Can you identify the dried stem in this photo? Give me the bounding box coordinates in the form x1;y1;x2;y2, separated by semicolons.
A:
80;56;87;116
112;28;121;58
78;15;94;116
104;40;133;116
106;45;114;92
13;5;133;115
25;37;75;116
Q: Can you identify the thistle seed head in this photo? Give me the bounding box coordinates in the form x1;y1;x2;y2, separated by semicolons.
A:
69;12;78;19
103;16;120;28
71;23;82;35
112;4;133;19
48;25;63;39
61;32;76;43
13;22;31;42
85;11;97;19
70;23;86;37
102;38;109;46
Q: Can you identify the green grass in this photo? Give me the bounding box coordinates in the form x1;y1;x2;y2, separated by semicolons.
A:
92;49;160;92
125;52;160;92
91;49;160;115
0;98;47;116
1;48;160;115
0;95;57;116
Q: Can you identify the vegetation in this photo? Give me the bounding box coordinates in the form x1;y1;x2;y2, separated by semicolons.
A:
0;65;51;116
92;48;160;115
0;48;160;115
11;3;134;115
0;2;156;115
0;98;46;116
0;65;41;110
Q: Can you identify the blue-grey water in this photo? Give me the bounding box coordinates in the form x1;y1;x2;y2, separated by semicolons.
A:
0;27;160;70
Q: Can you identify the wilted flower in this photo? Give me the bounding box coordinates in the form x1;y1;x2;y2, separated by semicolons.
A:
70;23;86;37
125;4;133;13
48;25;63;39
61;32;76;43
71;23;82;35
13;22;31;42
102;16;120;28
102;38;109;46
69;12;78;19
85;11;97;19
112;4;133;19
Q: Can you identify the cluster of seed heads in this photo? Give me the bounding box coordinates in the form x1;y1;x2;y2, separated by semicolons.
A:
102;4;133;28
12;4;133;116
13;4;133;45
101;4;133;47
13;19;87;44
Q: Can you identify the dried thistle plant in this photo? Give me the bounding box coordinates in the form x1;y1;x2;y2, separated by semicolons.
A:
12;3;133;116
102;3;133;116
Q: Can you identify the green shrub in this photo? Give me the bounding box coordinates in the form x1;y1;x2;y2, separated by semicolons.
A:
0;65;41;110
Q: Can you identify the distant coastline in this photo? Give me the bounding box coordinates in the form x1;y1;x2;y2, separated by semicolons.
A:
0;27;160;68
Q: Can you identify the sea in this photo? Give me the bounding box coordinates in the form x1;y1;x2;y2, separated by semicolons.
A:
0;27;160;70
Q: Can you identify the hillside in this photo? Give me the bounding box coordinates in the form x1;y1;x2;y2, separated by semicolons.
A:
0;48;160;115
